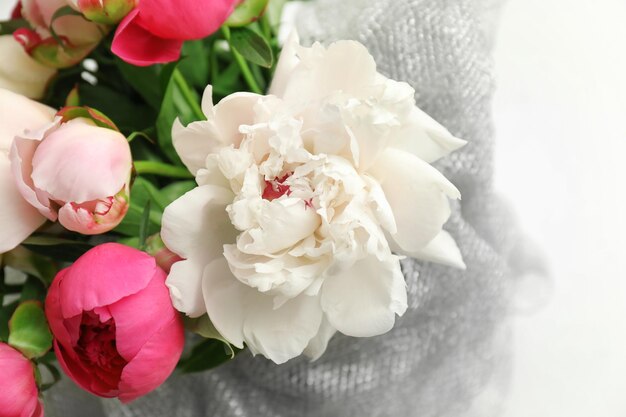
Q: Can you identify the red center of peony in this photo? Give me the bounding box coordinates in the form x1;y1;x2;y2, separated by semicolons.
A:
262;173;292;201
75;311;127;388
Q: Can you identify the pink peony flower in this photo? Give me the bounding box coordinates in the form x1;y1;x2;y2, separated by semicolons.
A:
10;110;133;235
45;243;185;403
111;0;239;66
0;88;53;254
0;343;43;417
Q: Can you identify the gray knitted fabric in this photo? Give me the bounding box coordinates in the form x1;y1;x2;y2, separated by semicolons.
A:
44;0;539;415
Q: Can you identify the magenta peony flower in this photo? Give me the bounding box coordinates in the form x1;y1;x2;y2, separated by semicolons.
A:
10;110;133;235
0;343;43;417
45;243;185;402
111;0;239;66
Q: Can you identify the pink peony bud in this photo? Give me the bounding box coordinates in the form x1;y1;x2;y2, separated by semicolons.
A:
16;0;107;68
146;234;183;273
45;243;185;402
0;343;43;417
67;0;136;25
111;0;239;66
9;109;133;235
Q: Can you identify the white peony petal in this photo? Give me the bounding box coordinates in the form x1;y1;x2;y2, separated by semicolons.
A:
214;92;263;148
368;148;460;252
268;31;301;97
393;107;467;163
281;41;378;104
0;157;46;253
203;257;324;363
161;185;236;260
321;254;407;337
395;230;466;269
166;259;207;318
303;316;337;361
172;118;221;176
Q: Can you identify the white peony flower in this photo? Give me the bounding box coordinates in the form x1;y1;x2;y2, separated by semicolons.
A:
161;34;466;364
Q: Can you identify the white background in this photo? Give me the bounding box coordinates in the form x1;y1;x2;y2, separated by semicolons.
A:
2;0;626;415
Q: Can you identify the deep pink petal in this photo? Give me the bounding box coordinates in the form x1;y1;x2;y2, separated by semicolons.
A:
0;343;39;417
111;9;183;66
135;0;237;40
108;268;178;362
58;243;156;318
118;315;184;403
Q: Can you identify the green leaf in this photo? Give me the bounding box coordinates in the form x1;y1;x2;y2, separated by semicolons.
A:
160;181;196;206
178;338;239;374
20;277;46;303
179;40;210;89
115;60;162;110
8;301;53;359
114;177;164;236
230;27;274;68
0;301;19;342
227;0;270;27
138;200;151;251
0;18;30;36
134;161;193;179
22;236;93;263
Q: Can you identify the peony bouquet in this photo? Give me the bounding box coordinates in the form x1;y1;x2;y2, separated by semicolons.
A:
0;0;466;414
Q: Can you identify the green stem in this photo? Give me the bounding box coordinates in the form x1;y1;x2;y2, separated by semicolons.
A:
221;26;263;94
134;161;194;179
172;69;205;121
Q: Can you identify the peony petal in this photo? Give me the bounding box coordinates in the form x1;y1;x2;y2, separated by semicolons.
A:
133;0;237;41
281;40;378;104
201;258;246;348
171;118;221;176
0;343;39;417
203;257;324;364
393;106;467;163
368;148;460;252
0;35;56;99
111;9;183;66
0;88;55;152
321;254;407;337
117;315;184;403
395;229;466;269
109;268;178;362
268;31;301;97
30;118;132;204
214;92;263;148
0;156;46;253
58;243;156;318
303;316;337;361
161;185;236;260
165;259;208;318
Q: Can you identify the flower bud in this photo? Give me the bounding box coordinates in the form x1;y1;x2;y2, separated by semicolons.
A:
146;234;183;273
10;107;133;235
0;343;43;417
67;0;137;25
45;243;185;402
15;0;107;68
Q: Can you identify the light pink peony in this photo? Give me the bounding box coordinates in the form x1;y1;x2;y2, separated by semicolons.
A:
10;111;132;235
45;243;185;403
66;0;137;25
0;343;43;417
0;88;52;254
15;0;106;68
111;0;239;66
